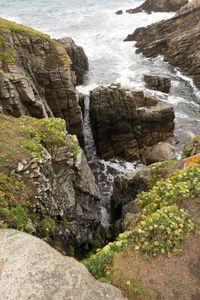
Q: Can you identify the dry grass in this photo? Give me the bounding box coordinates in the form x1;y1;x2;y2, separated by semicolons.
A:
110;196;200;300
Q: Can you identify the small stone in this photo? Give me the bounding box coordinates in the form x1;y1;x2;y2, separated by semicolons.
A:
17;162;24;172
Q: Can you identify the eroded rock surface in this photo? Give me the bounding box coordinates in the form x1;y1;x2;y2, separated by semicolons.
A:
0;229;127;300
0;21;84;145
89;84;174;161
144;74;171;93
126;0;188;14
57;37;89;85
125;0;200;90
16;134;101;255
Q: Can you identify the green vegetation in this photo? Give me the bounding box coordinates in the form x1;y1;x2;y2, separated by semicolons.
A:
139;162;200;214
133;205;194;256
148;160;176;187
40;217;55;238
70;136;79;160
83;160;200;287
0;114;70;243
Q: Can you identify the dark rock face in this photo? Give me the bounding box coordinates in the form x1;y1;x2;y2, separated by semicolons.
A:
89;84;175;161
111;168;152;235
115;10;123;15
144;75;171;93
125;0;200;90
57;37;89;86
16;134;101;256
0;31;84;145
126;0;188;14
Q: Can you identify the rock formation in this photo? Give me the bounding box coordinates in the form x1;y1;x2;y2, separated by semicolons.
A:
89;84;175;161
0;114;101;256
0;19;84;145
182;135;200;158
117;0;187;15
126;0;188;14
125;0;200;90
144;74;171;93
57;37;89;86
0;229;126;300
141;142;176;165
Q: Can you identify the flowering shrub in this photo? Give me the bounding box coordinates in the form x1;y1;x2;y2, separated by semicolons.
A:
83;231;132;280
138;163;200;214
133;205;195;256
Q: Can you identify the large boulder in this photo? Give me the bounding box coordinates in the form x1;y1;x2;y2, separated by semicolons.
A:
126;0;188;14
141;142;176;165
57;37;89;86
0;19;84;145
125;0;200;90
89;84;175;161
0;229;126;300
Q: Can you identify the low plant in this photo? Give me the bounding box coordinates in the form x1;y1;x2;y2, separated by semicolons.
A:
40;217;55;237
133;205;195;256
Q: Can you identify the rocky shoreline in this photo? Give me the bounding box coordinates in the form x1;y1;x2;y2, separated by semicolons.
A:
1;0;200;298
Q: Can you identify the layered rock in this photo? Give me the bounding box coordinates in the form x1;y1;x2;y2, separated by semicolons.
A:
0;19;84;145
0;114;101;256
89;84;175;161
144;74;171;93
126;0;188;14
0;229;126;300
57;37;89;86
125;0;200;90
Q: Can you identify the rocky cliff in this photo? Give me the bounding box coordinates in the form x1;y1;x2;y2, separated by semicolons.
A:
125;0;200;90
126;0;188;14
0;18;85;145
0;114;101;256
0;229;127;300
57;37;89;86
89;84;175;161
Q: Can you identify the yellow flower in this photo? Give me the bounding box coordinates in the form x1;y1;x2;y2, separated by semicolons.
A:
135;245;140;250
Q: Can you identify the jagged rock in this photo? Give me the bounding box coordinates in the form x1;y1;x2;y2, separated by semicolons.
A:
57;37;89;86
89;84;174;161
111;168;152;235
0;229;127;300
0;20;84;145
132;90;158;107
144;75;171;93
141;142;176;165
126;0;188;14
115;10;123;15
182;136;200;158
125;0;200;90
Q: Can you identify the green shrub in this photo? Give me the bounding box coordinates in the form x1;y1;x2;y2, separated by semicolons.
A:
40;217;55;237
133;205;195;256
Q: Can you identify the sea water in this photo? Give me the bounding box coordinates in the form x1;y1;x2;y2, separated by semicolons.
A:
1;0;200;227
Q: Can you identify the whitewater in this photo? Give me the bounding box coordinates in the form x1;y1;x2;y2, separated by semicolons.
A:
1;0;200;227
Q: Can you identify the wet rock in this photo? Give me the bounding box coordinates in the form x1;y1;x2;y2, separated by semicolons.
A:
111;168;152;236
57;37;89;86
126;0;188;14
144;75;171;93
141;142;176;165
125;0;200;90
0;229;127;300
89;84;174;161
115;10;123;15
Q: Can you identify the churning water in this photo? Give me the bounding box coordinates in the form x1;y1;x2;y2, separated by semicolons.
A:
1;0;200;227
